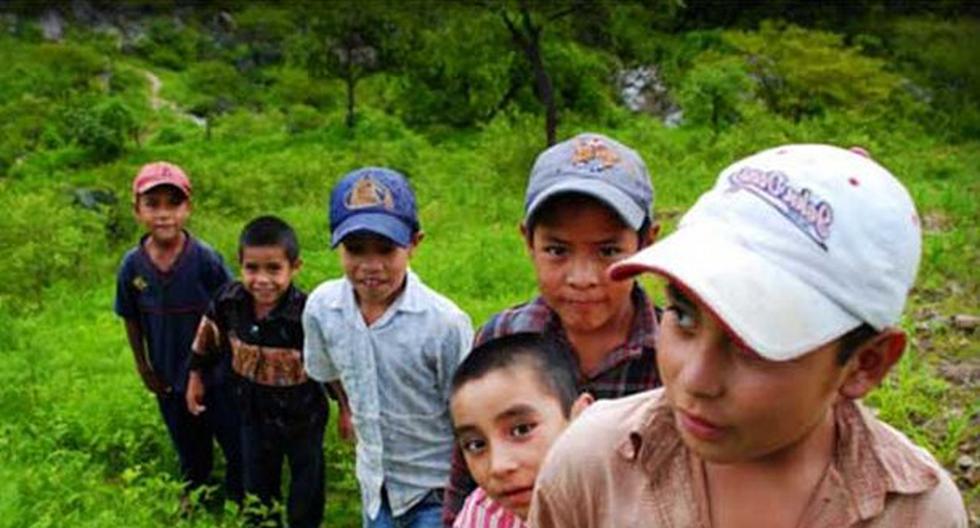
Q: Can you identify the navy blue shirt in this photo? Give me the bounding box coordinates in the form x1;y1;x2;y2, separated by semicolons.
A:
115;232;232;393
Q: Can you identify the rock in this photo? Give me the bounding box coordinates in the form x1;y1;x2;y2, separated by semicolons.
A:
40;9;64;42
951;314;980;331
616;65;682;126
957;454;976;470
72;188;117;211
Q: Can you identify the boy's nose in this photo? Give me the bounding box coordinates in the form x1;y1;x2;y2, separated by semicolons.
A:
489;446;520;477
678;336;727;399
565;256;600;288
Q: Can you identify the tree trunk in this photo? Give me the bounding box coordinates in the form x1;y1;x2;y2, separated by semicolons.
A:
345;42;357;129
501;3;559;146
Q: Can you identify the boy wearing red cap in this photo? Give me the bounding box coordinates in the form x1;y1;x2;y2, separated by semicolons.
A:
529;145;967;527
114;161;242;505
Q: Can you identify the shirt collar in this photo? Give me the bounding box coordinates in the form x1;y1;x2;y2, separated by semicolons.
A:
543;283;659;379
332;270;426;315
220;281;304;321
620;394;941;521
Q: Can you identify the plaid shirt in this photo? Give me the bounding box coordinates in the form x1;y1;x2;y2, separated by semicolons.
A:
442;284;661;526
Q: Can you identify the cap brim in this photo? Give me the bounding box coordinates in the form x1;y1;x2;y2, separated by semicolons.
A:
136;180;189;197
526;179;646;230
331;212;413;248
610;224;860;360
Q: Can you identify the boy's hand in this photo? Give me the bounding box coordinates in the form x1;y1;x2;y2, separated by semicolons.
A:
185;372;207;415
338;408;355;443
137;364;171;396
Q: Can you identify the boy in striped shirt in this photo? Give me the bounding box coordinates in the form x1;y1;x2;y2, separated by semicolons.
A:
449;333;592;528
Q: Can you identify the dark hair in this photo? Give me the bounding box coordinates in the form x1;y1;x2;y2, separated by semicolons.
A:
451;332;579;418
836;323;879;365
525;192;651;246
238;215;300;262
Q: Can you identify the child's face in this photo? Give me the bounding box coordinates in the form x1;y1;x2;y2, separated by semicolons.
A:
240;245;300;313
451;366;573;519
658;284;852;464
525;200;641;337
339;231;418;307
134;185;190;244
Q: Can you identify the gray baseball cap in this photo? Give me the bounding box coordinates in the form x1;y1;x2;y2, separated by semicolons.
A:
524;132;654;229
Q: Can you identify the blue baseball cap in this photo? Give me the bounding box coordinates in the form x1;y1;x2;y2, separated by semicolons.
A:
329;167;419;248
525;132;654;230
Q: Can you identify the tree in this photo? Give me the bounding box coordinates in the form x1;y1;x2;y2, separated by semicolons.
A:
303;3;396;129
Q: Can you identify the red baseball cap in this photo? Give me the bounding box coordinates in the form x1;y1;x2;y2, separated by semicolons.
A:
132;161;191;198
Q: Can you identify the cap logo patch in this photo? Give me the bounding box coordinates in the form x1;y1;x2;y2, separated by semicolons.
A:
346;176;394;210
571;137;621;172
728;167;834;250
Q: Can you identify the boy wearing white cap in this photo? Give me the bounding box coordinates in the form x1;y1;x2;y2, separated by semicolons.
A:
528;145;967;527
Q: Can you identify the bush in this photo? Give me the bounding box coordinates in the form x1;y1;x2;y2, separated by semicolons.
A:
285;104;325;135
725;21;903;120
0;188;105;310
66;98;138;162
677;53;752;132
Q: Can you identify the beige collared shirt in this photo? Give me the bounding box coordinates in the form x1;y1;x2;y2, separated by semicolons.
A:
529;389;966;528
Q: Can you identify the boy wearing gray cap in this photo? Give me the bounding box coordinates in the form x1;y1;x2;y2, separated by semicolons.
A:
529;145;967;527
443;133;662;524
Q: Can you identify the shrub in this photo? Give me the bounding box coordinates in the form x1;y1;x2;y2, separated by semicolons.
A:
677;53;752;132
725;21;903;120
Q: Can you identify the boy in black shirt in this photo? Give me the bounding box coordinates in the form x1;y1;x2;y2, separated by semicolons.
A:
187;216;328;528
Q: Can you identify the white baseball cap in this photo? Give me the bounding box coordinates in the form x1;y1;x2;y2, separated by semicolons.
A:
610;144;922;361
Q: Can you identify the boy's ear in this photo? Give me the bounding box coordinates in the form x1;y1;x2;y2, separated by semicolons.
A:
569;392;595;420
520;222;533;251
407;231;425;257
641;222;661;249
290;257;303;275
838;328;906;399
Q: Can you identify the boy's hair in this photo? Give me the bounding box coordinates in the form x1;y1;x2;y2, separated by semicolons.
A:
451;332;579;417
238;215;300;263
526;192;652;245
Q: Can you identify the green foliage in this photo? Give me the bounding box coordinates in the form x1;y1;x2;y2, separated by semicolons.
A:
677;53;752;132
398;12;517;127
0;187;105;311
186;61;248;118
725;21;904;120
67;98;140;161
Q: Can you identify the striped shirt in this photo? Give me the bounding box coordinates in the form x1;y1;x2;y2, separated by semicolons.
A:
453;488;527;528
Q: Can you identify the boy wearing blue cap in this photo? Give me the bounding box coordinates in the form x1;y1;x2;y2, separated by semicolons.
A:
443;133;662;524
303;168;474;528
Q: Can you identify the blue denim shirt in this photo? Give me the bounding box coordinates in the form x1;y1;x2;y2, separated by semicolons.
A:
303;271;473;520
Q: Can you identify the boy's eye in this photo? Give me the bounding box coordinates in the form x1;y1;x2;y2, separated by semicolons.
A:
543;245;567;257
459;437;486;454
598;245;623;259
666;304;697;331
510;422;536;439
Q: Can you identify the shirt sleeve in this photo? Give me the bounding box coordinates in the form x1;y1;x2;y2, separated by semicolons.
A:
302;295;339;382
188;294;223;372
437;310;474;402
114;253;138;319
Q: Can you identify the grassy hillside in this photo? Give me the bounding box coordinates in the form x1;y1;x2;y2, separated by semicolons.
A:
0;4;976;526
